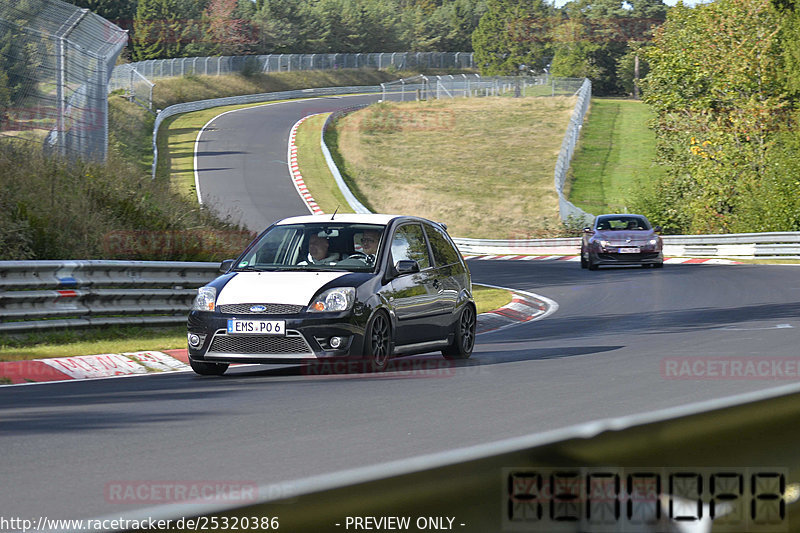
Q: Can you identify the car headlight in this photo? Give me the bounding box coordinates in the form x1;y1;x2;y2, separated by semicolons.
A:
309;287;355;313
192;286;217;311
599;240;610;248
649;238;659;245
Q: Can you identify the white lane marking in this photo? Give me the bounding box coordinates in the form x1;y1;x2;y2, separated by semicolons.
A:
715;324;793;331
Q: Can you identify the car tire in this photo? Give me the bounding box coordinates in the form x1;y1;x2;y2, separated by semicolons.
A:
442;304;476;360
654;261;664;268
190;359;229;376
580;246;588;269
364;311;392;372
588;258;598;270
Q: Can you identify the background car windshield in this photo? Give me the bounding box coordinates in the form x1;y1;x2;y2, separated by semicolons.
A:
596;216;650;231
235;223;385;271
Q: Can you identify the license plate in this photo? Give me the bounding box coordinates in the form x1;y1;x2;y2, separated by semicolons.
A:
618;247;640;253
227;319;285;335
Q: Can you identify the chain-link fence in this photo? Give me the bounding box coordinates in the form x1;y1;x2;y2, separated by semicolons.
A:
109;52;474;110
0;0;127;161
380;75;586;101
554;78;593;225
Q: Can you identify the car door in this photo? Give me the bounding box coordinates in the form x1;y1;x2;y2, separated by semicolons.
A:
423;222;465;316
386;223;441;345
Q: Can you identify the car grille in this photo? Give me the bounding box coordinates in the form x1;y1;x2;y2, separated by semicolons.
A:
208;331;312;355
217;303;304;315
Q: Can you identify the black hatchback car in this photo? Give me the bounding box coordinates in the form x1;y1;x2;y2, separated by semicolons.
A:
187;214;476;375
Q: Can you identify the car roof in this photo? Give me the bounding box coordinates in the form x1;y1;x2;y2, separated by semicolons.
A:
596;213;648;219
275;214;418;226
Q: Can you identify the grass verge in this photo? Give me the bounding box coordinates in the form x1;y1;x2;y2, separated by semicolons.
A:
567;98;663;215
329;96;577;239
0;326;187;362
0;284;512;361
474;284;513;314
294;113;355;214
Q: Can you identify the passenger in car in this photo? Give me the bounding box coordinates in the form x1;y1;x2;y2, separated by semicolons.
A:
360;230;381;256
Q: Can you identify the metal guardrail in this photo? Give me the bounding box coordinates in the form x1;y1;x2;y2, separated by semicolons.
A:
101;379;800;533
3;233;797;332
0;260;218;333
454;232;800;259
321;106;372;214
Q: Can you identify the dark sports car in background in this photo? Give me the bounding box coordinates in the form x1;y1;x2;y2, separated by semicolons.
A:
187;214;476;376
581;214;664;270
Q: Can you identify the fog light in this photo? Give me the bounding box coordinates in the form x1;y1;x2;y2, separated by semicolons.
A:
188;333;204;349
329;336;344;349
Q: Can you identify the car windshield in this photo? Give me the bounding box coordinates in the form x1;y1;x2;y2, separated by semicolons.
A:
233;223;386;272
595;216;651;231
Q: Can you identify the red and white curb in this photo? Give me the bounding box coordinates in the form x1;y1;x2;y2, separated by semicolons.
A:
0;289;556;385
477;286;558;334
464;254;741;265
0;350;191;386
288;114;325;215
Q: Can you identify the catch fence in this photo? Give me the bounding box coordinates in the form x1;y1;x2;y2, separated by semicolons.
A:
0;0;127;161
110;52;474;110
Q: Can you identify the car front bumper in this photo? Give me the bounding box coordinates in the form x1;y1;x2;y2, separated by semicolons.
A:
187;310;368;364
591;251;663;265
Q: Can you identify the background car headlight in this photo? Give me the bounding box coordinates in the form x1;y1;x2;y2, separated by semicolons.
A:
192;286;217;311
309;287;355;313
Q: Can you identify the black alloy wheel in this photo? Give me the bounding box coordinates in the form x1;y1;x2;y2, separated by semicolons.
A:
443;304;476;360
365;311;391;372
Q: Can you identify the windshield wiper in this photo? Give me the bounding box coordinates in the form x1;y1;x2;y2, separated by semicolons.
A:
233;266;287;272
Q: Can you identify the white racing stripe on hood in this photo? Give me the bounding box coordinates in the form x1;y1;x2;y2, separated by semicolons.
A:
217;271;349;306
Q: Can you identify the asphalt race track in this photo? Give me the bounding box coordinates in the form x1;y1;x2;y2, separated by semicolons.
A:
194;93;390;231
2;93;800;524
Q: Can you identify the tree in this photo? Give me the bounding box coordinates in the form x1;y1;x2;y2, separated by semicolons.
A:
61;0;136;26
472;0;554;75
133;0;208;60
204;0;256;56
251;0;307;53
635;0;791;233
550;0;666;95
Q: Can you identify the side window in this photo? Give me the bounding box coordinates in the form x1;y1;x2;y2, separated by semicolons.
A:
425;223;461;267
391;224;431;270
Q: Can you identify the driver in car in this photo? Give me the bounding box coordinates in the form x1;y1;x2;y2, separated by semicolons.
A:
300;233;339;265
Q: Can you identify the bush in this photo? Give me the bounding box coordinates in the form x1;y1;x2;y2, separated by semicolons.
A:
0;141;249;260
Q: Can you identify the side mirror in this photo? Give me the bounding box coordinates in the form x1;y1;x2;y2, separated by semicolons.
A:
219;259;235;273
583;227;593;233
394;260;420;276
654;226;662;233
